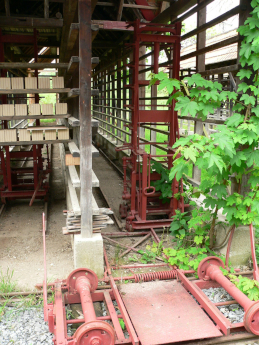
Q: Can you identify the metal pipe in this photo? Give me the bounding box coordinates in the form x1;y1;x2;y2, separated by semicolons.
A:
75;276;96;323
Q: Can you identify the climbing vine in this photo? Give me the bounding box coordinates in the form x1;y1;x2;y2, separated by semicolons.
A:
148;1;259;267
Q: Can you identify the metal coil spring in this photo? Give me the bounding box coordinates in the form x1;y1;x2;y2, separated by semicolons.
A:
134;270;178;283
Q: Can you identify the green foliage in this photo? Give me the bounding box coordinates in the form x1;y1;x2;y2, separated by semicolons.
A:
222;269;259;301
119;318;125;330
138;241;163;264
151;161;172;201
150;3;259;231
163;246;208;271
0;268;17;293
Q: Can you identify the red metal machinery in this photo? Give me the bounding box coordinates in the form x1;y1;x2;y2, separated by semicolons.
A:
118;20;186;231
0;29;50;204
42;209;259;344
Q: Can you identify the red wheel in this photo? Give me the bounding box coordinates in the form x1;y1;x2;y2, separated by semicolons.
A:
74;320;115;345
244;301;259;335
197;256;225;280
66;268;98;293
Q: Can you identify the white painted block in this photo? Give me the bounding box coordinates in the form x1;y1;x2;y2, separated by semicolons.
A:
4;129;17;142
15;104;27;116
41;104;53;115
45;129;57;140
74;234;104;278
3;104;14;116
56;103;67;115
58;128;69;140
11;78;24;90
38;77;50;89
52;77;64;89
19;129;31;141
25;77;37;89
0;78;11;90
28;104;41;116
32;130;44;141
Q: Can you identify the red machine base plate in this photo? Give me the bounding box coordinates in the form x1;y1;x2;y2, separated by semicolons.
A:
119;280;222;344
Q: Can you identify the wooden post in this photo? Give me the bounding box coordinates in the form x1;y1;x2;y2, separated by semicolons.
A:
44;0;49;19
193;0;206;183
4;0;10;16
79;0;92;238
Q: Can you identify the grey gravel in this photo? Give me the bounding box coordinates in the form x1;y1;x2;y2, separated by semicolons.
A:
0;307;53;345
203;287;245;323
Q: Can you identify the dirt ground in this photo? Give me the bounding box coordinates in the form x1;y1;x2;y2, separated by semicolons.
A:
0;198;73;290
0;150;173;292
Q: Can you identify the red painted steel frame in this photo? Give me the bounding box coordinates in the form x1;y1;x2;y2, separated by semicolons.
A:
0;29;50;204
118;21;186;231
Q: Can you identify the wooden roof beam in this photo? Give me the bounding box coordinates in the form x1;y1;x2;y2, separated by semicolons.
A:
0;16;63;28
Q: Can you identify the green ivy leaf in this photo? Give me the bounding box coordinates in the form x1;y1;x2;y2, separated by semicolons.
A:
226;113;244;127
240;42;252;59
175;97;199;117
237;82;250;93
247;150;259;167
251;105;259;117
240;94;256;106
236;69;253;80
203;152;225;173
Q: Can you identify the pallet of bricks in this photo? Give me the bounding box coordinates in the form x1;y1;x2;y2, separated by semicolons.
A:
0;76;69;143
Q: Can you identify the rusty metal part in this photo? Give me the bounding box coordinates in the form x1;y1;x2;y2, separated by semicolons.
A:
197;256;259;335
134;269;178;282
119;280;222;344
116;21;186;231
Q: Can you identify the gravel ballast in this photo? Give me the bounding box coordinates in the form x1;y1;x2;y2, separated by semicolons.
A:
0;307;53;345
202;287;245;323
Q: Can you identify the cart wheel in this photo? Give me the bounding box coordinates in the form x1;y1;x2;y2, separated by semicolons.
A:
244;301;259;335
197;256;225;280
66;268;98;293
74;321;115;345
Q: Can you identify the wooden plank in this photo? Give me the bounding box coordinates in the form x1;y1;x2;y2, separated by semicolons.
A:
0;139;70;146
181;36;240;61
181;5;242;41
152;0;197;24
91;24;99;42
91;20;133;31
67;56;79;75
200;64;240;76
97;2;158;9
1;114;70;120
68;165;80;188
66;170;81;216
68;141;80;157
68;166;99;188
0;88;70;94
66;145;99;161
92;170;99;187
27;126;66;131
117;0;124;21
0;17;63;28
68;23;79;51
171;0;214;24
68;88;99;97
68;116;80;127
0;63;68;69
